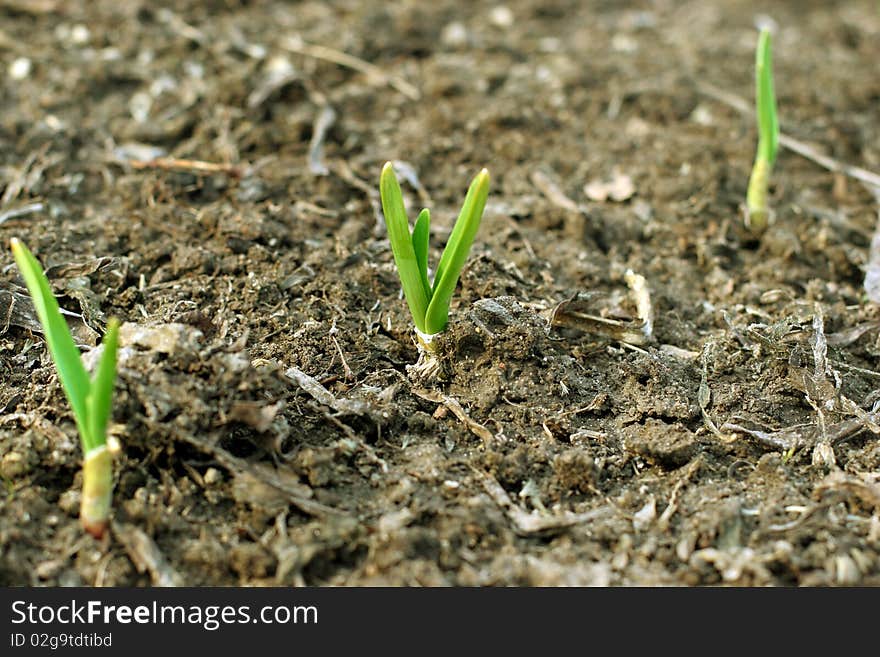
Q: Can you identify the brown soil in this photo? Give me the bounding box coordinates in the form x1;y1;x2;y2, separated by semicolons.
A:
2;0;880;586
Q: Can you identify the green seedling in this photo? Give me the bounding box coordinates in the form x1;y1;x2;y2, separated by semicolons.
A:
379;162;489;375
10;238;119;538
745;28;779;232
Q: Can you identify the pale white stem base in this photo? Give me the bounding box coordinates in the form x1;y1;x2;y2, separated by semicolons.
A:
81;445;113;539
407;329;443;381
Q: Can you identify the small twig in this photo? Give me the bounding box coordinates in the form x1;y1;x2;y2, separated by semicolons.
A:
723;404;880;453
390;160;433;208
825;417;873;445
174;413;348;521
827;359;880;380
128;157;243;178
328;159;383;230
284;365;369;416
838;396;880;435
330;334;353;381
1;144;56;206
550;298;648;346
411;387;494;442
779;134;880;190
658;456;702;529
112;522;184;587
531;170;580;213
330;159;375;197
764;502;831;533
720;422;799;451
477;470;613;536
308;105;337;176
279;35;420;100
156;8;206;44
0;201;43;226
323;414;388;473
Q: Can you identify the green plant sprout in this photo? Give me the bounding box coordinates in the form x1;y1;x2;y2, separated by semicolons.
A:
745;28;779;232
380;162;489;377
10;238;119;538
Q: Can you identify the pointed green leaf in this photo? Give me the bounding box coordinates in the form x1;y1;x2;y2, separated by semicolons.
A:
412;208;432;301
756;29;778;165
425;169;490;335
10;239;90;441
380;162;430;332
85;318;119;453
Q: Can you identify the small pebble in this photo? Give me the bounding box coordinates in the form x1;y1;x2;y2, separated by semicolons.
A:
611;33;638;53
441;22;469;48
632;496;656;531
690;104;714;126
833;555;860;585
9;57;31;81
44;115;64;131
35;560;64;580
489;6;514;28
58;489;80;516
1;451;29;478
203;467;223;486
129;91;152;123
70;24;90;45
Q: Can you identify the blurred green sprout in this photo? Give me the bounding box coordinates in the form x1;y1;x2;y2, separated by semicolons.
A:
745;28;779;232
10;238;119;538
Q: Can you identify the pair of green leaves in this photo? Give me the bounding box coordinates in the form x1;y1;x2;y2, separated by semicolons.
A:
10;239;119;456
379;162;490;335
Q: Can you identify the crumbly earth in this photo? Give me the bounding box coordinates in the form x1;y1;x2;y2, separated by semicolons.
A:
1;0;879;586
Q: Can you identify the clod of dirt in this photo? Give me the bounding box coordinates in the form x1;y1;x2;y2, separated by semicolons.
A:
482;444;544;489
622;419;698;469
231;471;294;519
451;295;548;362
118;322;203;354
552;448;597;495
292;447;346;487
